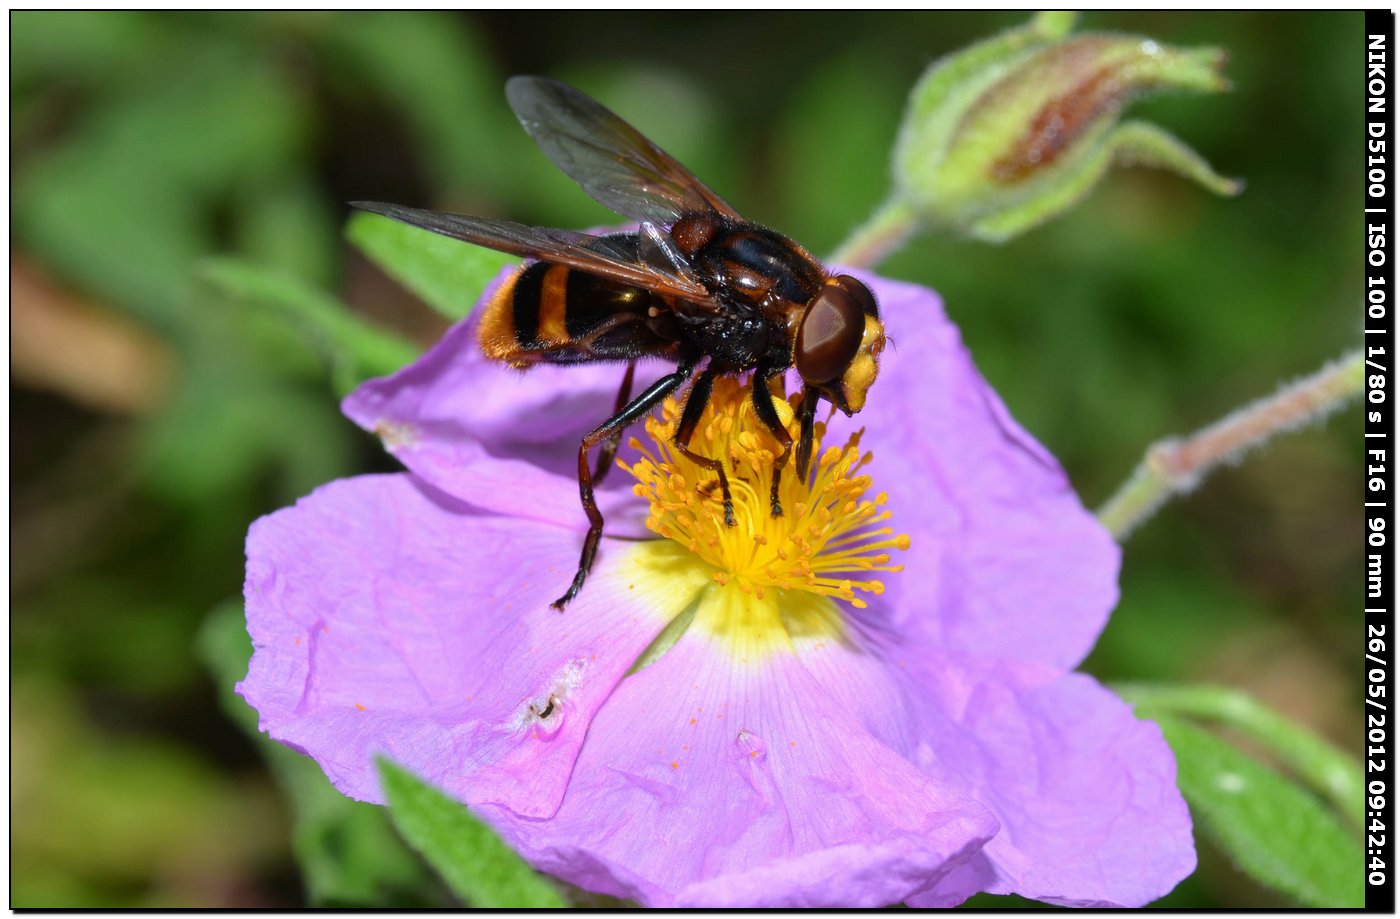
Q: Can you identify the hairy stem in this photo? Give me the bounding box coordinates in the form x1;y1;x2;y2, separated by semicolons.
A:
828;199;921;269
1098;349;1363;539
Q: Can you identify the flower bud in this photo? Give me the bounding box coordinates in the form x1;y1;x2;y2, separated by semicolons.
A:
892;14;1241;243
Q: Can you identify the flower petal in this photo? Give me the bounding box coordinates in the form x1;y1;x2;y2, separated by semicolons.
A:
238;473;705;818
481;581;999;907
778;609;1191;907
903;655;1195;907
837;270;1120;670
342;266;652;536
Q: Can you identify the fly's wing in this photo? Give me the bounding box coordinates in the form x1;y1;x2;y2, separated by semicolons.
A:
505;75;743;227
351;202;721;309
637;221;695;277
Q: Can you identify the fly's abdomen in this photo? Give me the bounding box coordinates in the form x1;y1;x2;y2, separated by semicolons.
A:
478;261;671;367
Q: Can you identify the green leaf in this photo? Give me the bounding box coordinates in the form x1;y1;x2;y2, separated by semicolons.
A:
12;674;287;907
1120;683;1363;830
377;758;566;908
347;210;513;320
774;44;906;255
14;55;310;329
11;12;169;89
199;257;418;394
319;12;512;195
1153;714;1362;907
142;377;351;503
197;603;440;907
233;173;341;289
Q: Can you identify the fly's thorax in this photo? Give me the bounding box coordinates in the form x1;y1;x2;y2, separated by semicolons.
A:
669;213;724;256
692;224;825;310
703;313;769;370
665;221;826;371
669;308;784;371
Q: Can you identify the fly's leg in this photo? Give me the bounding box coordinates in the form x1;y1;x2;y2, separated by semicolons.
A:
553;360;695;611
591;360;636;485
673;367;735;527
794;387;820;481
750;369;794;517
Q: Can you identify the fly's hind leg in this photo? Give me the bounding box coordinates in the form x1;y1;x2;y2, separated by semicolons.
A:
750;368;794;518
553;360;695;611
673;367;735;527
591;360;636;485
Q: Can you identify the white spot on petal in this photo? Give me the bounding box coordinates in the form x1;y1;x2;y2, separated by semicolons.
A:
373;418;419;450
510;658;588;735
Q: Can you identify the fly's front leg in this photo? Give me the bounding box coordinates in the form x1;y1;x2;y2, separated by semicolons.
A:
795;387;820;480
592;360;636;484
673;367;735;527
750;369;794;517
553;360;695;611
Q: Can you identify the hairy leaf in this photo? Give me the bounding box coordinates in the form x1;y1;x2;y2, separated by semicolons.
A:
378;759;566;908
1154;714;1362;907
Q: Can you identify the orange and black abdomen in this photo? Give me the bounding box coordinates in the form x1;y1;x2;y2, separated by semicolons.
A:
478;256;679;368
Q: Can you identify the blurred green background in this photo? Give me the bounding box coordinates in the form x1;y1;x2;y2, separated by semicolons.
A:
11;11;1362;908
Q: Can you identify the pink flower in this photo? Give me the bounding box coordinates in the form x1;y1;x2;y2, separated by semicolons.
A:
238;269;1193;907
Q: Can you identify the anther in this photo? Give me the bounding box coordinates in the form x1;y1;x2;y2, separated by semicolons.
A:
626;375;909;608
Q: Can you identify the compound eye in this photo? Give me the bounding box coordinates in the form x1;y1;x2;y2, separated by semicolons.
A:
834;274;879;318
796;283;864;385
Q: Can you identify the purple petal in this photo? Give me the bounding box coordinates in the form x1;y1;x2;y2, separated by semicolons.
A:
903;655;1195;907
781;610;1191;906
342;266;651;536
478;592;999;908
834;270;1120;671
238;473;702;818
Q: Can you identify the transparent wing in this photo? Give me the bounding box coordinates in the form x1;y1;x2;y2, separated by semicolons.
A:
505;75;743;226
352;202;720;307
638;221;694;276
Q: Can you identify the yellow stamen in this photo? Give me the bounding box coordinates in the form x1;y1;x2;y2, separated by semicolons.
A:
625;376;909;610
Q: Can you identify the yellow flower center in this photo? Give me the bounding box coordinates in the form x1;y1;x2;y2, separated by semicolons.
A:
625;375;909;611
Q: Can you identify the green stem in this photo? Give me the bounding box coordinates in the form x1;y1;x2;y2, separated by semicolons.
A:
1116;682;1364;831
828;198;921;269
1098;348;1363;539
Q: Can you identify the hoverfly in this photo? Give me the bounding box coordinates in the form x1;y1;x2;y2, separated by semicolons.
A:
354;76;886;610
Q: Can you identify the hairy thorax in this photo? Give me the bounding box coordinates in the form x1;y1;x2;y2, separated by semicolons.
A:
678;221;825;370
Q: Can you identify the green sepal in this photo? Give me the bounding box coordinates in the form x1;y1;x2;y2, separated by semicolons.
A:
968;120;1242;242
